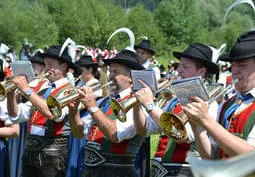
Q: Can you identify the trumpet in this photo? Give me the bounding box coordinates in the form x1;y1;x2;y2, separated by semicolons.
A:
160;80;238;141
0;72;49;101
110;77;176;122
0;80;16;101
47;81;112;118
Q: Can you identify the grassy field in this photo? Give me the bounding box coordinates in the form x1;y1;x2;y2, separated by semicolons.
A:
150;134;160;159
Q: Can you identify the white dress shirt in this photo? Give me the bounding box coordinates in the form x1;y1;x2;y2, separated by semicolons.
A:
8;78;70;124
82;87;137;142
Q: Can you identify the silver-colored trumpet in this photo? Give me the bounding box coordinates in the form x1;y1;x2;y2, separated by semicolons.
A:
47;81;112;118
110;77;176;122
0;72;49;101
186;151;255;177
160;79;239;141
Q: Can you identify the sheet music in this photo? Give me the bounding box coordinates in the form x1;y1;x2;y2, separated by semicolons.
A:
130;70;157;92
171;76;209;106
10;61;35;81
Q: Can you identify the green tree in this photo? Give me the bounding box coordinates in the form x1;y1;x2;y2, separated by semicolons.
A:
0;0;58;50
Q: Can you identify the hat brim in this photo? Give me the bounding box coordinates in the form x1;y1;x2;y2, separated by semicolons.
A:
219;53;255;62
30;58;44;65
173;52;219;74
103;59;145;70
134;45;155;55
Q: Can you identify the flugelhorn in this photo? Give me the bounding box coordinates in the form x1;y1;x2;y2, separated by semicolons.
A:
111;77;176;122
0;72;49;101
186;151;255;177
47;81;112;118
160;79;238;141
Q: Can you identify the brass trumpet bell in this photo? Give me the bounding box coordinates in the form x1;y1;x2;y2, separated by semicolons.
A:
110;96;137;122
47;90;80;118
0;81;16;101
160;112;188;140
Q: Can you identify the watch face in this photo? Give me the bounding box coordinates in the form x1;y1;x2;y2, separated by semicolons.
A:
147;104;153;110
25;88;33;96
90;107;99;113
146;103;154;112
27;89;33;95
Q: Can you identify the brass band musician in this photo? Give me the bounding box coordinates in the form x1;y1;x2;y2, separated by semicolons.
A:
183;31;255;159
6;45;78;177
133;42;220;177
68;49;145;177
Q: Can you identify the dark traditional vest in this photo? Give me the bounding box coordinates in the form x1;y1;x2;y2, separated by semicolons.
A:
28;82;71;137
217;96;255;158
88;96;143;155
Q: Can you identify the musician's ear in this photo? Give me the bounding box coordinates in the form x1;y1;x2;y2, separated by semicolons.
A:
199;67;207;77
128;77;132;84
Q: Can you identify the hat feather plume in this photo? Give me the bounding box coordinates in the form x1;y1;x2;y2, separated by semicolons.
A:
209;43;227;64
137;36;148;40
32;49;44;56
75;45;87;54
224;0;255;23
107;27;135;52
59;37;76;62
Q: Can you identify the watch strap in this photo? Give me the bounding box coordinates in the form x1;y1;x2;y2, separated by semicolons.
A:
23;88;33;99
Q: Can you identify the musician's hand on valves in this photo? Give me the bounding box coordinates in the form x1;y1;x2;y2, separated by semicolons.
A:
183;96;210;127
79;86;97;111
134;79;154;107
12;75;29;92
67;88;80;113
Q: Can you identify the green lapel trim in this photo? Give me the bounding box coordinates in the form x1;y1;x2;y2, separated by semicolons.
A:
162;139;176;162
243;110;255;139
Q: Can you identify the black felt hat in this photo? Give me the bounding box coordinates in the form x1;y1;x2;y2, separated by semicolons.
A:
173;42;219;74
75;55;98;67
134;39;155;55
103;50;144;70
30;53;44;65
220;30;255;62
39;45;77;70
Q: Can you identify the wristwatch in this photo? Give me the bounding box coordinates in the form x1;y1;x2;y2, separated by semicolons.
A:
89;107;99;114
145;103;154;113
23;88;33;99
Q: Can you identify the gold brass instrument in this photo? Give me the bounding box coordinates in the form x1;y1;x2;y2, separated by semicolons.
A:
186;151;255;177
0;72;49;101
0;80;16;101
155;78;176;108
47;81;112;118
160;80;237;141
110;78;175;122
